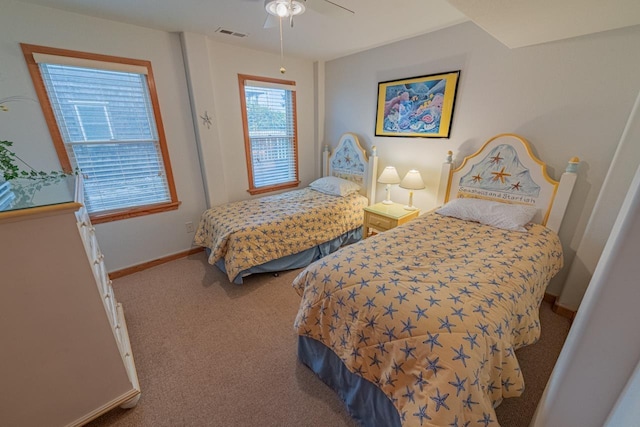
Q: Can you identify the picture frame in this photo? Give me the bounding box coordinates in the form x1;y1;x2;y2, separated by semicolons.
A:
375;70;460;138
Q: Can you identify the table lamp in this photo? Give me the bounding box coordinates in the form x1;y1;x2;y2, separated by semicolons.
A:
400;169;425;211
377;166;401;205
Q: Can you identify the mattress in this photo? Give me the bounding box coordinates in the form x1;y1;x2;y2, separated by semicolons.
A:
194;187;368;282
293;212;563;426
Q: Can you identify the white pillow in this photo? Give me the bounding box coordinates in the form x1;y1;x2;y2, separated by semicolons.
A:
309;176;361;197
435;198;538;232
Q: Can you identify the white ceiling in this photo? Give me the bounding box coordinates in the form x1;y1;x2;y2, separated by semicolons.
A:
14;0;640;61
449;0;640;49
13;0;469;61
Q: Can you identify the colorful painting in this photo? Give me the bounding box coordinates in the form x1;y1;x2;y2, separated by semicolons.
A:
375;71;460;138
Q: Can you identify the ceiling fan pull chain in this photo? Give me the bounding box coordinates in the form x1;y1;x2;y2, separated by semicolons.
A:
279;16;286;74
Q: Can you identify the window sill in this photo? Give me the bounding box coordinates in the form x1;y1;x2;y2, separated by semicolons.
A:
90;201;181;224
247;181;300;196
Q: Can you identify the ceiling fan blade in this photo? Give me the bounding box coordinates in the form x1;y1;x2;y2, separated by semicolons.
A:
264;14;278;28
305;0;355;17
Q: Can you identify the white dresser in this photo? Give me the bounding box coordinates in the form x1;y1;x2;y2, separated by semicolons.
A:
0;176;140;426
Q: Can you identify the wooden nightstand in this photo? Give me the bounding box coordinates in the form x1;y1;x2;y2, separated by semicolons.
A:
363;202;420;238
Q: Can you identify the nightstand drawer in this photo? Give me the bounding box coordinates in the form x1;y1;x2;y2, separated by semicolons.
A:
363;202;420;238
366;213;394;231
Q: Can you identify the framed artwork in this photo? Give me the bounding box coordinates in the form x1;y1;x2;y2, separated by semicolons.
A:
375;70;460;138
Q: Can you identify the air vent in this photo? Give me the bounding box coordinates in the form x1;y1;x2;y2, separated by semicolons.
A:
215;27;248;38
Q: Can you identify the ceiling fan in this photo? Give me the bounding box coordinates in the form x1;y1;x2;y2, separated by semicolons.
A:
262;0;354;28
254;0;354;74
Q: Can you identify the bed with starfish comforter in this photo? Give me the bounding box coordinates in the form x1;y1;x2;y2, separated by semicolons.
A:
293;212;563;426
194;187;368;283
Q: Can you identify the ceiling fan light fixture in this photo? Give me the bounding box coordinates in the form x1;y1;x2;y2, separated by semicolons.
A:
265;0;305;18
275;3;288;17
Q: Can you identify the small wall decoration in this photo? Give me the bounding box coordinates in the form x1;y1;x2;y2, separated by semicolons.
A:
375;70;460;138
200;111;213;129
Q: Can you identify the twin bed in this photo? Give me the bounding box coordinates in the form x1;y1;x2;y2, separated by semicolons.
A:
292;133;578;426
194;133;378;283
195;131;578;426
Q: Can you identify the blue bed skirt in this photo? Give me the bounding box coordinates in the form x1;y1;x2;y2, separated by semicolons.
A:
298;336;401;427
214;226;363;284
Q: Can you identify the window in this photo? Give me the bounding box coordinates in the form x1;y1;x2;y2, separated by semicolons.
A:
238;74;299;195
21;44;179;223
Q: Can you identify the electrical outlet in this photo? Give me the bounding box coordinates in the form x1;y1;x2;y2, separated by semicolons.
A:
185;221;194;233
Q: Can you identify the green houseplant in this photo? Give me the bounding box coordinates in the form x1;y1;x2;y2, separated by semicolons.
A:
1;97;73;208
0;96;69;182
0;139;68;182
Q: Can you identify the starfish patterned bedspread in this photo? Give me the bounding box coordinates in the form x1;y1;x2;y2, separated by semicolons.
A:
293;213;563;426
194;188;368;282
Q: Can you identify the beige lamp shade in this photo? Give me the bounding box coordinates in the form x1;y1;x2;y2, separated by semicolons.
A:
400;169;425;210
378;166;401;184
400;169;425;190
378;166;401;204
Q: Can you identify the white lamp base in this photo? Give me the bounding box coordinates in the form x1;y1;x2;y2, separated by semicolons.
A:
382;184;394;204
404;190;417;211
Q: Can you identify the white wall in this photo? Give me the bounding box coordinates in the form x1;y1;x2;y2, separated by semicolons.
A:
180;32;229;208
323;21;640;300
0;0;206;271
531;162;640;427
604;358;640;426
558;90;640;309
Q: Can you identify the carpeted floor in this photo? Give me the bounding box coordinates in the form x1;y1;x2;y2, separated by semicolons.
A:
88;251;572;427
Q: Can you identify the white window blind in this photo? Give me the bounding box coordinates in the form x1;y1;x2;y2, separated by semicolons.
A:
243;80;297;189
38;63;171;213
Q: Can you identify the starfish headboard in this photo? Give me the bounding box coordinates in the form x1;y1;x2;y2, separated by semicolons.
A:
321;133;378;205
437;133;579;232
